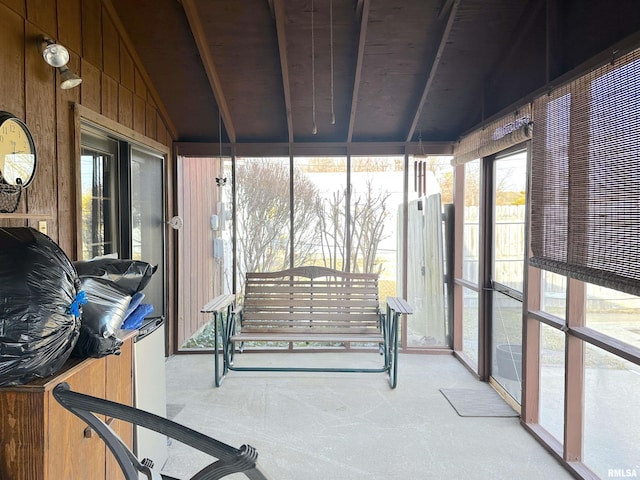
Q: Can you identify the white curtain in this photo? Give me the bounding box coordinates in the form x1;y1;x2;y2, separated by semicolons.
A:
398;192;446;346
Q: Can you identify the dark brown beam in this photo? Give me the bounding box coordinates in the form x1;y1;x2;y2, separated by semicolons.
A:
347;0;370;143
273;0;294;143
355;0;365;20
181;0;236;143
437;0;455;20
405;0;461;143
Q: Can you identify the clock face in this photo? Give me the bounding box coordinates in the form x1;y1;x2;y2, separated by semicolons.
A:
0;113;37;187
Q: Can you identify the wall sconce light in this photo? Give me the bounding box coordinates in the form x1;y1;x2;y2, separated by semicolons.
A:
39;36;82;90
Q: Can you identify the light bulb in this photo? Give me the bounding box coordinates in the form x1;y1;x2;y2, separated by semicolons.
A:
42;42;69;68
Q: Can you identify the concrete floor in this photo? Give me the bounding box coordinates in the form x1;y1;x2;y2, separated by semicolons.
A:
162;352;573;480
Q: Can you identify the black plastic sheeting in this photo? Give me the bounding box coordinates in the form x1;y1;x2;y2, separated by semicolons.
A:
0;228;81;386
73;258;156;295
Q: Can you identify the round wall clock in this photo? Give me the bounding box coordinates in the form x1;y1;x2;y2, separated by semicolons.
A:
0;111;37;187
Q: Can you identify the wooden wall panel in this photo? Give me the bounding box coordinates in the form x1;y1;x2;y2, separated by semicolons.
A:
145;104;157;139
0;4;26;219
80;59;101;113
133;94;145;134
177;157;220;347
156;114;166;145
0;4;25;116
134;67;146;98
57;0;82;54
81;0;101;67
118;85;133;129
0;0;176;349
101;8;120;81
25;23;57;238
26;0;56;38
55;54;81;253
101;73;118;120
0;0;25;16
119;41;134;90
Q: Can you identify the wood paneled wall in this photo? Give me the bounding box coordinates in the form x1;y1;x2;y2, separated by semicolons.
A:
176;156;222;347
0;0;173;255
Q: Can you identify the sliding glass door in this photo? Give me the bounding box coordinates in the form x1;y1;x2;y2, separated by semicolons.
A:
489;149;527;402
130;147;165;318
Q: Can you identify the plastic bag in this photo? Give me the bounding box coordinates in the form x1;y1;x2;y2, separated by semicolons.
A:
72;277;130;358
73;258;157;294
0;227;81;386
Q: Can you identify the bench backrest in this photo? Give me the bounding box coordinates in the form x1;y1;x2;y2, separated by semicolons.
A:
241;266;381;334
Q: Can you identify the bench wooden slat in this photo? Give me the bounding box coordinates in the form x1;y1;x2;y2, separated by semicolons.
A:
244;304;378;312
231;332;384;343
241;318;380;325
242;325;378;338
242;324;378;338
245;286;378;295
242;310;379;322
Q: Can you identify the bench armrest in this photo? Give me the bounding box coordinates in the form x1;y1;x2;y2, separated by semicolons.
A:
201;294;236;314
386;297;413;316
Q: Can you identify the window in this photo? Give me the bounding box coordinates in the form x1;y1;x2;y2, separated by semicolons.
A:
80;135;119;259
462;160;480;284
235;157;291;280
293;156;347;269
79;126;166;320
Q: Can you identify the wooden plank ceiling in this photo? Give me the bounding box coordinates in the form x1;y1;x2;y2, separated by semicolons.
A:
109;0;640;146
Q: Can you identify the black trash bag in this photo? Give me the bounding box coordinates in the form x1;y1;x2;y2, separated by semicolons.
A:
73;258;157;294
72;277;131;358
0;227;81;387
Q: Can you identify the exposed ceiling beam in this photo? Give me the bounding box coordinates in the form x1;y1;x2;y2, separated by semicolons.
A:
181;0;236;143
437;0;455;20
355;0;365;20
405;0;461;143
347;0;370;143
273;0;294;143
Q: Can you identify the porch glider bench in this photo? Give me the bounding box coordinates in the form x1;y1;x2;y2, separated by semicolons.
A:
202;266;411;388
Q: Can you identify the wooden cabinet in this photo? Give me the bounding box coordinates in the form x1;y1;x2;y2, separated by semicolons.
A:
0;332;135;480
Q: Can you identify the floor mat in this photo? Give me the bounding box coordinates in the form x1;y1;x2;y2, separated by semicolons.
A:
440;388;519;417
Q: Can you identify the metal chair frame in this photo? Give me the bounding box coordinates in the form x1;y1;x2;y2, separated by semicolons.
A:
52;382;269;480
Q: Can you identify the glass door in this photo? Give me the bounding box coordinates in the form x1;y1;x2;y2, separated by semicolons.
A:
129;147;165;318
489;149;527;403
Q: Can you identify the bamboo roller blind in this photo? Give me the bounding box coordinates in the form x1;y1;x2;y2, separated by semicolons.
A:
530;47;640;296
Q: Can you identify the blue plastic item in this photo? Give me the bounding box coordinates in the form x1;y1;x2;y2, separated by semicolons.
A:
121;303;154;330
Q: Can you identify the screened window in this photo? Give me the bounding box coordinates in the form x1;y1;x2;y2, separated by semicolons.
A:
293;156;346;269
462;160;480;284
235;157;291;277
